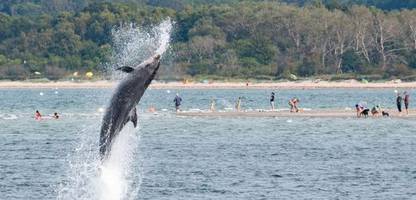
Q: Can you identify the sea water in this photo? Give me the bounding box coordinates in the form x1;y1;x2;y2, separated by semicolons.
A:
1;88;416;200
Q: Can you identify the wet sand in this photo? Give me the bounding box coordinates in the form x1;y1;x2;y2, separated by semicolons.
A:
0;80;415;89
176;109;416;118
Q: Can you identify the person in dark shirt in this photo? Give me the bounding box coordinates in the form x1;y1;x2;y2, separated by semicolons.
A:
270;92;275;111
174;93;182;112
396;93;403;113
404;91;410;115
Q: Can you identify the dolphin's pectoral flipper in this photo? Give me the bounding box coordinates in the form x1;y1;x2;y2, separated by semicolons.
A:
117;66;135;73
128;107;138;127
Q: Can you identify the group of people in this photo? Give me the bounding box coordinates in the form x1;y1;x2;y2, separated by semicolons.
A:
269;92;300;112
355;91;411;118
355;104;387;117
396;91;410;114
174;92;300;112
173;91;410;115
35;110;59;120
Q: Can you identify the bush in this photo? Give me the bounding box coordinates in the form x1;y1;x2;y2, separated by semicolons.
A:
0;65;29;80
329;73;357;81
385;64;413;77
44;65;67;80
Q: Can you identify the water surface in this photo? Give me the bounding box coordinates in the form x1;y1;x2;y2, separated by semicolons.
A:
0;88;415;199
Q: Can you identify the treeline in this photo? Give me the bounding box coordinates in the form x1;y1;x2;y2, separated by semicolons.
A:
174;3;416;79
2;0;416;15
0;3;173;80
0;1;416;80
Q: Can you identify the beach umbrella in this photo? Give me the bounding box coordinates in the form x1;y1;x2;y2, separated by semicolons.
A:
86;72;94;78
289;74;298;80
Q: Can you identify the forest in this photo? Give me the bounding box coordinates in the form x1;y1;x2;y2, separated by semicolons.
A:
1;0;416;80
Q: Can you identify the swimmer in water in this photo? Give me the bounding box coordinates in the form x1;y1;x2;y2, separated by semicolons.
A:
148;105;156;113
53;112;59;119
35;110;42;120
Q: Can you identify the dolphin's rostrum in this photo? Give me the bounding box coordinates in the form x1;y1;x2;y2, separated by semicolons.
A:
99;54;161;159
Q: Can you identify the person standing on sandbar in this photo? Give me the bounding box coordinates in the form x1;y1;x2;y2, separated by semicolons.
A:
270;92;276;111
396;93;403;114
404;91;410;115
174;93;182;112
235;97;242;112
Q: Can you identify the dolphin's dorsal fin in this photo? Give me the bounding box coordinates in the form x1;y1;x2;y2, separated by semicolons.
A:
128;107;138;127
117;66;134;73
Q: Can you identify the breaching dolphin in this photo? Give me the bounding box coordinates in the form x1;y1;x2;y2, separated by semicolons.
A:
99;54;161;159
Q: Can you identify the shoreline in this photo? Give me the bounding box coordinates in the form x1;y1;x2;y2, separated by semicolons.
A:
0;80;415;89
176;109;416;118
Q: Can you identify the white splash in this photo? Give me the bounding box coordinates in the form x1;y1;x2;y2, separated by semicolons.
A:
97;125;141;200
56;125;141;200
109;18;173;80
155;18;173;56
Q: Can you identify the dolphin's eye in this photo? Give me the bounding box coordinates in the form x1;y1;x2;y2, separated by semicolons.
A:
145;64;150;68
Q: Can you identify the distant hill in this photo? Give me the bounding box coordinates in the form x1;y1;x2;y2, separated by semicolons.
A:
0;1;416;81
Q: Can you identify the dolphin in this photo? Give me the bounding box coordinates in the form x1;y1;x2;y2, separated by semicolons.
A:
99;54;161;159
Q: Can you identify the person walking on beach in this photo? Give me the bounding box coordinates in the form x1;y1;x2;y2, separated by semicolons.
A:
235;97;242;112
270;92;276;111
396;93;403;113
404;91;410;115
174;93;182;112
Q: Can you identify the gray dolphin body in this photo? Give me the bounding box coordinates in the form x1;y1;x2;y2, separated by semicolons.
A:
99;54;161;159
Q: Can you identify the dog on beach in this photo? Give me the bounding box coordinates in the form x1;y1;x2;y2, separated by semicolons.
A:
382;111;389;117
361;108;369;117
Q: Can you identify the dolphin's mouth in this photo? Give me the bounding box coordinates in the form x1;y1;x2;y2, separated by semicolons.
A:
151;54;161;74
144;54;161;86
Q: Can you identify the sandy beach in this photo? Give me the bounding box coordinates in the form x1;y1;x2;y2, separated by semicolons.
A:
0;80;415;89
